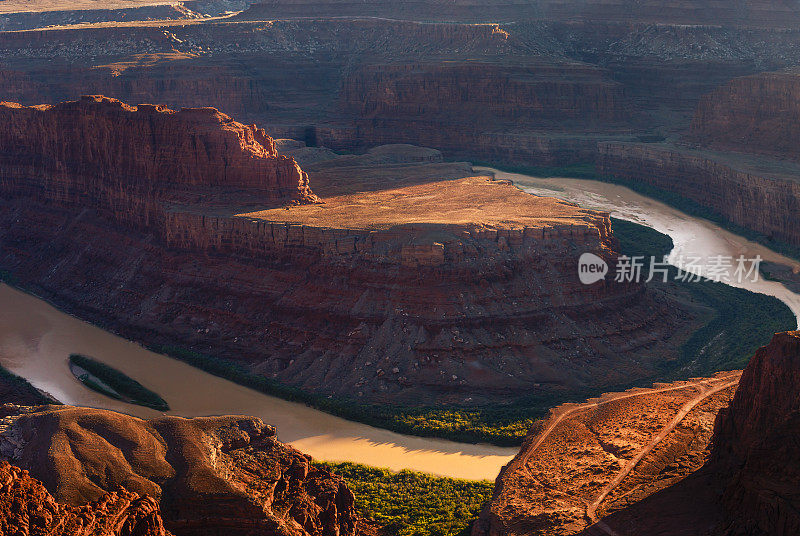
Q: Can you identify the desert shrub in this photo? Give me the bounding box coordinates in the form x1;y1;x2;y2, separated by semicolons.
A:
317;461;493;536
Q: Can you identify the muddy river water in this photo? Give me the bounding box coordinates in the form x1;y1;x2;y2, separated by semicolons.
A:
0;169;798;481
487;169;800;326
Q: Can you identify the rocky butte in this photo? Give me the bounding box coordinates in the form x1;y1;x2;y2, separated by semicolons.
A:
0;96;315;220
0;405;364;535
0;95;702;410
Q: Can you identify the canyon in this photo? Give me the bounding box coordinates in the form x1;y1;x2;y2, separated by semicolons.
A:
239;0;800;27
0;2;799;535
595;143;800;247
0;3;798;251
0;95;711;412
689;69;800;162
477;330;800;536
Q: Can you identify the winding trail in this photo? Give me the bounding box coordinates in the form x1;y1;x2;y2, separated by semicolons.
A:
585;378;739;526
513;373;740;533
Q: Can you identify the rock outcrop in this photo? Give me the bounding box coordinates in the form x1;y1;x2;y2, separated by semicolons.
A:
0;404;363;536
596;142;800;246
0;460;169;536
0;95;315;228
476;331;800;536
340;61;626;141
473;373;740;536
330;60;629;163
710;331;800;536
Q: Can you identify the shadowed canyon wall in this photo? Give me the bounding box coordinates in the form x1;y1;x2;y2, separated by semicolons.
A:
596;142;800;246
0;96;701;407
710;331;800;535
239;0;800;27
690;70;800;161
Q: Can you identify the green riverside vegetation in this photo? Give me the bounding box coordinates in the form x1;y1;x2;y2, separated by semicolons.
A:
611;218;795;375
151;218;795;445
316;462;493;536
69;354;169;411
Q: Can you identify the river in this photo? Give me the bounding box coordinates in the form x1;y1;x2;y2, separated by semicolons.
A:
480;168;800;326
0;170;798;482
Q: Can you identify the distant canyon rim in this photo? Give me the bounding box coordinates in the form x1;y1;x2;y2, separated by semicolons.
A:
1;2;800;536
1;0;800;251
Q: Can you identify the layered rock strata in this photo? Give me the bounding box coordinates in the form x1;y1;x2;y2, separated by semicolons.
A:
0;404;362;536
0;98;697;406
596;142;800;246
340;60;627;136
0;5;200;32
689;70;800;161
0;95;314;228
0;171;685;406
238;0;800;27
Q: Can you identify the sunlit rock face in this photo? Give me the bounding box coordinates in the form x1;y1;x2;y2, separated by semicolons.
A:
0;95;315;228
0;459;169;536
0;95;697;406
0;405;363;536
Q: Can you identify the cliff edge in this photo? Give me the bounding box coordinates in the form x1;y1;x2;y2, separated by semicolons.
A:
710;331;800;535
0;95;315;228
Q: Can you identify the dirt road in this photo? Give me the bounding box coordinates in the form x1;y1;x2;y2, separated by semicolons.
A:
512;372;741;534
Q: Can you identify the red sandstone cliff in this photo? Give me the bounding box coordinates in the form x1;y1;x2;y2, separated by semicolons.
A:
0;460;169;536
342;61;625;126
0;151;698;409
596;142;800;247
0;95;315;227
689;70;800;162
0;96;699;408
0;405;363;536
336;61;627;156
709;331;800;535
